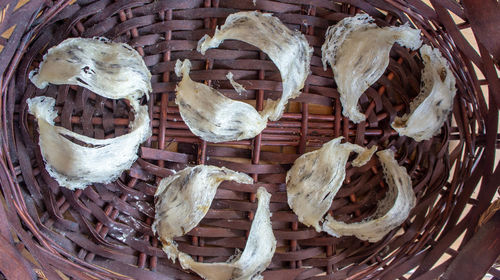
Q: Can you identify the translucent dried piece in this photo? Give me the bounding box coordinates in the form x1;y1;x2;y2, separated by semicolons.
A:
153;165;253;262
323;149;416;242
27;96;151;190
322;14;422;123
226;72;246;94
175;59;267;143
29;37;151;103
286;137;377;231
178;187;276;280
197;11;313;121
391;45;456;141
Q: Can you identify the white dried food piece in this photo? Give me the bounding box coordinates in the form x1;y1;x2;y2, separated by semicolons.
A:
197;11;313;121
27;37;152;189
321;14;422;123
391;45;456;141
153;165;253;262
178;187;276;280
323;149;416;242
286;137;377;232
175;59;267;143
226;72;247;94
29;37;151;104
27;96;151;190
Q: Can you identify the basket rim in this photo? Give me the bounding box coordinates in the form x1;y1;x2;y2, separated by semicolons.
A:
0;1;498;280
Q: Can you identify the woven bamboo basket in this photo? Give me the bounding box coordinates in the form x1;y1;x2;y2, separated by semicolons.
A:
0;0;498;279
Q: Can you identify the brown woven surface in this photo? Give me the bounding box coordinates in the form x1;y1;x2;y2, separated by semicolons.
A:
0;0;499;279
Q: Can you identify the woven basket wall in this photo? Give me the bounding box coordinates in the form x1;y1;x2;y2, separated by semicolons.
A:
0;0;498;279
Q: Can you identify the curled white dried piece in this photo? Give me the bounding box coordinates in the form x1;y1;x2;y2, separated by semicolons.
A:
29;37;151;104
178;187;276;280
286;137;377;232
226;72;247;94
322;149;416;242
27;96;151;190
321;14;422;123
175;59;267;143
153;165;253;262
198;11;313;121
391;45;456;141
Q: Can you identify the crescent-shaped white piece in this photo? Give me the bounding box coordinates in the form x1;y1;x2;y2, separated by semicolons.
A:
152;165;254;262
178;187;276;280
175;59;267;143
197;11;313;121
29;37;151;104
391;45;456;141
322;149;416;242
321;14;422;123
27;96;151;190
286;137;377;232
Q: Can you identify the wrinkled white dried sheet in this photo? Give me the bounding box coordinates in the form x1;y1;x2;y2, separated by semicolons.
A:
27;37;151;189
178;187;276;280
198;11;313;121
27;97;151;190
391;45;456;141
323;149;416;242
322;14;422;123
175;59;268;143
286;137;377;231
153;165;253;262
29;37;151;104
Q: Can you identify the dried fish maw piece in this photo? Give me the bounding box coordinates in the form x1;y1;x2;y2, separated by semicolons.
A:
175;59;267;143
226;72;246;94
197;11;313;121
286;137;377;231
27;96;151;190
153;165;253;262
391;45;456;141
323;149;416;242
321;14;422;123
29;37;151;103
178;187;276;280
